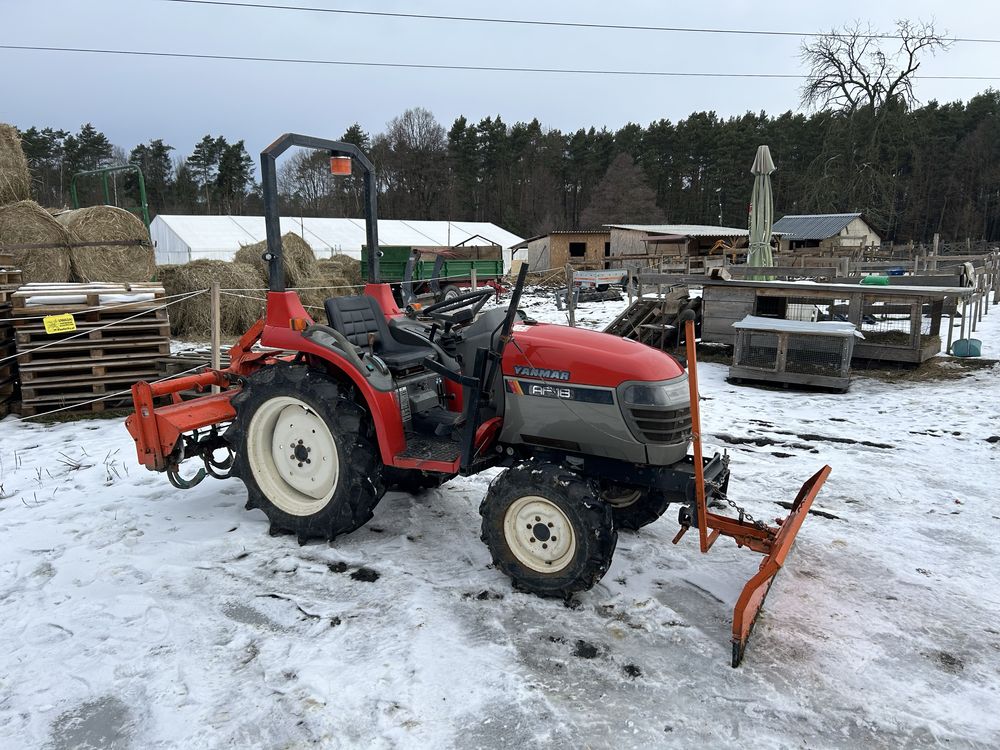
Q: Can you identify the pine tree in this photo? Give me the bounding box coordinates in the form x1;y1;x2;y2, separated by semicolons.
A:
581;153;663;227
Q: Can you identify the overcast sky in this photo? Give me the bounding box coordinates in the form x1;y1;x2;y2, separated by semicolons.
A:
2;0;998;161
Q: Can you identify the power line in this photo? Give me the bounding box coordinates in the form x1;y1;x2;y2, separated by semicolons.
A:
1;45;999;81
160;0;1000;44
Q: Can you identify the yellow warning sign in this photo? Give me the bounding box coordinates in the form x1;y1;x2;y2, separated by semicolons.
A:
43;313;77;334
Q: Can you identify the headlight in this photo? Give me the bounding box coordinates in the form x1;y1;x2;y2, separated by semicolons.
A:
621;376;689;407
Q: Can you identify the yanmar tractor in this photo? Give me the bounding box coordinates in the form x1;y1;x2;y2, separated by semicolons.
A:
126;134;830;666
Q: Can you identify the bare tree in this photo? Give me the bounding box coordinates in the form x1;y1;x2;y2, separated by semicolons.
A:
800;20;950;113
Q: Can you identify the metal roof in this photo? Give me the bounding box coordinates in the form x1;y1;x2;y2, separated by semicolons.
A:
771;213;864;241
604;223;750;238
151;216;524;265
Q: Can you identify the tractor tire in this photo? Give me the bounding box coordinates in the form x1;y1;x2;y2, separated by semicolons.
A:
226;364;384;544
479;462;616;598
441;284;462;301
383;467;454;495
599;483;674;531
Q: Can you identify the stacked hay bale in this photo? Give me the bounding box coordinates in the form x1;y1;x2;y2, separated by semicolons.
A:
56;205;155;283
0;200;73;282
157;260;265;337
319;255;362;294
0;124;31;205
235;232;349;310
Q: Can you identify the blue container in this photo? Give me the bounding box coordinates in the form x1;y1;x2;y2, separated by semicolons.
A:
951;338;982;357
887;267;905;276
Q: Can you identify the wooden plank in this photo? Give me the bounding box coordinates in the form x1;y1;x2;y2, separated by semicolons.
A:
21;372;160;399
728;364;849;391
725;266;837;278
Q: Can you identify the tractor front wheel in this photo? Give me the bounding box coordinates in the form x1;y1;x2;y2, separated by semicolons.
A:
480;462;616;598
227;364;384;544
600;482;675;531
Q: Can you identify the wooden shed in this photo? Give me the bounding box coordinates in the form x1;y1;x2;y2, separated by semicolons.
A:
511;230;611;272
772;213;881;255
698;278;975;364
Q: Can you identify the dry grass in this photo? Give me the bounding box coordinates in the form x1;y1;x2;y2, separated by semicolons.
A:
318;254;362;288
157;260;265;336
855;357;998;383
0;124;31;205
234;232;318;289
55;206;155;283
0;200;72;282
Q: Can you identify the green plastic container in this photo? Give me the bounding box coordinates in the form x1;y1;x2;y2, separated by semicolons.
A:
860;275;890;286
951;338;982;357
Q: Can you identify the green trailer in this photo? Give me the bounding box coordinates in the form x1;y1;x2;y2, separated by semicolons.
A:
361;245;505;300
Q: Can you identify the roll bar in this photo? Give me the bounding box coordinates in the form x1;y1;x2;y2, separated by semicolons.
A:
260;133;380;291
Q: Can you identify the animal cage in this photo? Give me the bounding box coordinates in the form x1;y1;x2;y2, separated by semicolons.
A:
729;316;862;392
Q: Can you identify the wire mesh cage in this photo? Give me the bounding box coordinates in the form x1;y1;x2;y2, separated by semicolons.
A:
731;324;855;391
785;334;849;375
735;331;779;370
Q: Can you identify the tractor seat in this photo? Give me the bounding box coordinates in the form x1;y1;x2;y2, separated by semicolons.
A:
324;295;434;371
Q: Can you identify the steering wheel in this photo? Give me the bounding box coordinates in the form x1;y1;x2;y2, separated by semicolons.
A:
421;288;494;326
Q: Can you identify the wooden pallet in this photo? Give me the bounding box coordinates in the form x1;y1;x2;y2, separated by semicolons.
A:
0;269;23;286
20;370;158;401
10;282;172;417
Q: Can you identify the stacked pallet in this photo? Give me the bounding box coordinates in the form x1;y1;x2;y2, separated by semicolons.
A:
0;255;21;416
10;282;170;416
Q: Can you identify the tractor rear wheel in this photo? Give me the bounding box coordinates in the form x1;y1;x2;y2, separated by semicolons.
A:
479;462;616;598
227;364;384;544
600;482;674;531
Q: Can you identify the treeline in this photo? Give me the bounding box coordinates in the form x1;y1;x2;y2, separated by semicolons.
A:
15;90;1000;242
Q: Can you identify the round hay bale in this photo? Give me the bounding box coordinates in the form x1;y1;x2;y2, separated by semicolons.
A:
0;124;31;206
234;232;318;289
157;260;265;337
0;200;73;282
298;274;350;311
56;206;155;283
318;254;362;288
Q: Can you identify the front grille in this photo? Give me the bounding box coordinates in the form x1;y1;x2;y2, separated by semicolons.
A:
627;406;692;444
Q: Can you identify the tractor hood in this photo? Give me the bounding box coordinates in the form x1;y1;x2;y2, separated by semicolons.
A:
503;322;685;388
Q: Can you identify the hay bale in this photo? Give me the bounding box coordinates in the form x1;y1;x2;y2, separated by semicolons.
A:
0;124;31;205
56;206;155;283
234;232;318;289
298;274;350;311
157;260;265;337
0;200;72;282
319;254;362;288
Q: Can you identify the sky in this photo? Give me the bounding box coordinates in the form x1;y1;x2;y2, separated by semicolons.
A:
2;0;999;161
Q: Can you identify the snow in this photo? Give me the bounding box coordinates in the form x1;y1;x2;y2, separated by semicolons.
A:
1;289;999;748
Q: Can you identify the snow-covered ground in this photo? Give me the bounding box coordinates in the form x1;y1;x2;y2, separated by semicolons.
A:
1;290;998;749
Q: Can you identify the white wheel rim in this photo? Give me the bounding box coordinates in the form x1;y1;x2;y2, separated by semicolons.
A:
602;487;642;508
246;396;339;516
503;496;577;573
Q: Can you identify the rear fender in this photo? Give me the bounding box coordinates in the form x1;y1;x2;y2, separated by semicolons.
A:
261;324;405;463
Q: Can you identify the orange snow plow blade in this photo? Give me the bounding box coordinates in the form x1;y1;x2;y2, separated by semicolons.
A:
676;313;831;666
730;465;831;667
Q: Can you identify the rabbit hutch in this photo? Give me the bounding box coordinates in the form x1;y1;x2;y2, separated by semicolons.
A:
700;279;974;365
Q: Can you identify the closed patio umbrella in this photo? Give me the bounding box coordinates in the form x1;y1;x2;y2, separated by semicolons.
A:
747;145;775;274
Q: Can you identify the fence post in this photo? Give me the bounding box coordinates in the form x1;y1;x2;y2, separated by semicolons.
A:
945;296;955;354
564;264;575;327
470;267;477;292
627;268;634;306
930;233;939;272
210;281;221;394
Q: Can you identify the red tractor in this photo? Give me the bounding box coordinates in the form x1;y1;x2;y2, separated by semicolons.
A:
126;134;829;666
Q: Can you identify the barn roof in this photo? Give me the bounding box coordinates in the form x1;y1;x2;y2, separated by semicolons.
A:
771;213;866;241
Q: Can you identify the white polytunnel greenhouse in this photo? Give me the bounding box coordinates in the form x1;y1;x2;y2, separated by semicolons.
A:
150;215;524;271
